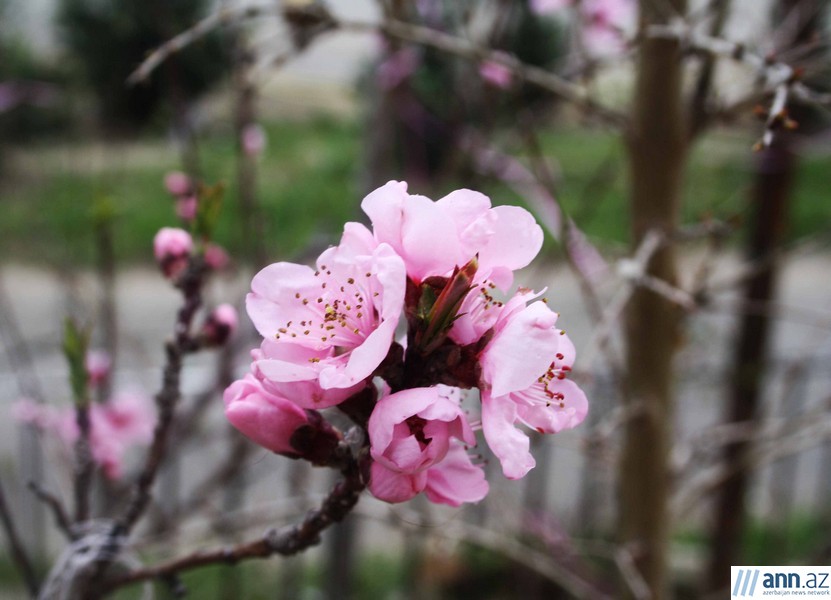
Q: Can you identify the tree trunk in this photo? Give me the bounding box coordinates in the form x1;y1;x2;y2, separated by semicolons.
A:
619;1;688;597
705;121;795;597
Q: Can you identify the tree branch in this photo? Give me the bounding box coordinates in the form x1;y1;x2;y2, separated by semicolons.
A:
101;452;366;594
0;477;39;597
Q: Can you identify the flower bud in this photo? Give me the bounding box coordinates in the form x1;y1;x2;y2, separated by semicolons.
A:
164;171;192;197
85;349;111;387
204;243;230;271
241;123;267;157
153;227;192;279
201;303;238;346
224;374;321;458
176;195;198;222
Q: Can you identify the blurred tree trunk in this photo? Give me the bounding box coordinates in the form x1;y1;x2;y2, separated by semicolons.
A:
705;139;793;593
619;1;688;598
706;0;821;588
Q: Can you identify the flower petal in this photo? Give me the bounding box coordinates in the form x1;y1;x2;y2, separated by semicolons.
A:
481;392;535;479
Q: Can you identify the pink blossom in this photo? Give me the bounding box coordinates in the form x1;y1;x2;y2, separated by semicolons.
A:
479;56;513;90
422;444;489;506
376;47;421;90
360;181;543;289
368;386;487;505
477;293;586;479
15;394;155;479
12;398;55;429
204;243;230;270
530;0;573;14
224;373;311;456
176;195;198;222
89;393;154;479
247;237;406;390
164;171;192;197
252;340;364;409
201;304;238;346
241;123;267;157
581;0;634;55
85;350;111;387
153;227;192;279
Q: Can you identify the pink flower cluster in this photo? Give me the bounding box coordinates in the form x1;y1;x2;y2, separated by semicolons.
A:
531;0;634;56
13;392;154;480
226;181;587;507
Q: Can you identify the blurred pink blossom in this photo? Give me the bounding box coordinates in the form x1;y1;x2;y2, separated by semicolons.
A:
153;228;192;279
176;195;198;222
376;47;421;90
241;123;267;157
164;171;192;197
204;243;230;270
13;394;154;479
201;303;238;346
479;55;513;89
85;349;111;387
530;0;573;14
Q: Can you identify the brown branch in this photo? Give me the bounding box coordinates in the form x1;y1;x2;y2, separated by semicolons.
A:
127;4;275;85
73;403;93;523
0;477;39;597
646;18;829;148
28;482;74;541
102;454;366;594
119;258;208;535
337;16;627;126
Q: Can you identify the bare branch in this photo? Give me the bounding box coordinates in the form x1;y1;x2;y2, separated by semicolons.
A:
101;452;365;594
28;481;74;541
127;4;276;85
0;477;39;597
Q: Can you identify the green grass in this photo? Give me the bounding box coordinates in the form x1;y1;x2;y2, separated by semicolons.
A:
2;119;830;268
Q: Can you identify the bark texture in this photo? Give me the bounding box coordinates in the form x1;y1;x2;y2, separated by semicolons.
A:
619;1;688;597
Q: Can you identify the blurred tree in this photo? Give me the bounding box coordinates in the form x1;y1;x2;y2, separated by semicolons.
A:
0;0;71;145
362;0;566;194
56;0;230;135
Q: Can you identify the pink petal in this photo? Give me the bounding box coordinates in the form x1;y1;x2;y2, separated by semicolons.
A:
369;461;426;504
477;205;544;276
482;301;560;397
424;445;489;506
224;376;308;455
516;379;588;434
481;392;535;480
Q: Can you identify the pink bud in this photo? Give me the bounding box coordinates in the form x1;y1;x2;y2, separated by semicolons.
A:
202;303;238;346
204;243;230;270
153;227;192;279
164;171;192;197
479;57;513;90
530;0;573;14
85;349;112;387
241;123;267;157
176;195;198;222
224;374;310;456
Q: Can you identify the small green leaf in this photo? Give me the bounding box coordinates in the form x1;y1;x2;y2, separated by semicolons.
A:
62;318;90;407
193;182;225;242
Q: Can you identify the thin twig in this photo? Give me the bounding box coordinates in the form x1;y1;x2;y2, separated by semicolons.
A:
338;16;627;126
28;481;74;541
0;477;39;597
647;18;830;148
73;403;93;524
101;452;365;593
127;4;276;85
